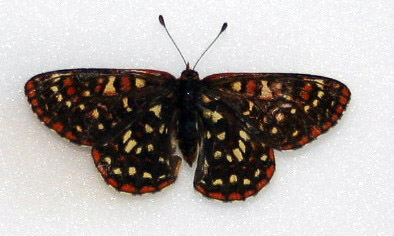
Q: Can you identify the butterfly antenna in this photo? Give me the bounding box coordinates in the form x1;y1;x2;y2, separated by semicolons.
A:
159;15;188;68
193;22;228;70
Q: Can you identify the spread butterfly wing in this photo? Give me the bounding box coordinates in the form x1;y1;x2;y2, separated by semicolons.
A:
25;69;175;146
202;73;351;150
91;95;181;194
25;69;181;193
193;98;275;201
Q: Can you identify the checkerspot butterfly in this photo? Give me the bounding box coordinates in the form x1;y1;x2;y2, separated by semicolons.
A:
25;16;351;201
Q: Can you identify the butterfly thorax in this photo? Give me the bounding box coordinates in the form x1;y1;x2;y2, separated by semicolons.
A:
176;69;202;166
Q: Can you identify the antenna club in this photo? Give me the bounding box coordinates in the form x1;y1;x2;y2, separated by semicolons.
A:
159;15;165;26
221;23;228;33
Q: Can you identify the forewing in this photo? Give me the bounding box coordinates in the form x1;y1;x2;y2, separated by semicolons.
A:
25;69;175;146
202;73;351;150
194;99;275;201
91;95;181;194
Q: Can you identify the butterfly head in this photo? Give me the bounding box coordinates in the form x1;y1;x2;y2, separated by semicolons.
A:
180;68;200;81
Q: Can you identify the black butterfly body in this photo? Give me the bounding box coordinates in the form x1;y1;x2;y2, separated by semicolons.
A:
25;66;350;201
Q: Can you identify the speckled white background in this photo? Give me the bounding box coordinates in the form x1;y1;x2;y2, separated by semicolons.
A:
1;0;393;235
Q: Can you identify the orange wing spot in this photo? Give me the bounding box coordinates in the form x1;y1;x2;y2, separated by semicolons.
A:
67;87;76;96
107;178;119;188
27;90;36;98
121;76;132;92
43;116;51;124
323;122;332;130
228;192;243;201
35;108;44;116
266;165;275;178
63;77;74;86
256;179;268;190
311;126;322;138
246;80;256;95
298;136;309;145
195;185;207;194
31;99;39;107
331;114;339;122
26;81;35;90
140;186;156;193
342;87;350;97
303;83;313;91
339;96;348;105
269;149;274;160
336;105;344;114
300;91;310;100
95;85;103;93
158;179;174;190
97;165;108;177
65;131;77;140
121;184;137;193
208;192;226;200
244;190;256;198
81;140;93;146
92;149;101;163
52;122;64;132
280;144;294;150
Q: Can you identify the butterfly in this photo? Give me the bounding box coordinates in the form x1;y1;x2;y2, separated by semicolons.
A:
24;16;351;201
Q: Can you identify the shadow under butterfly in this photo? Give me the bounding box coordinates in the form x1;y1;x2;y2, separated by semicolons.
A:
25;15;351;202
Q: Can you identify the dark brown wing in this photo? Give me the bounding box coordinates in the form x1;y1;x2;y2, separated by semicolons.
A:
25;69;181;193
194;98;275;201
25;69;175;146
202;73;351;150
192;72;350;201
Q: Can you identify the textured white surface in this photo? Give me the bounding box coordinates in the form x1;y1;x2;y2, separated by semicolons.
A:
1;0;394;235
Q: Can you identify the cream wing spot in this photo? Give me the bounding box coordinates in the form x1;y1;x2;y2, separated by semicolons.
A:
211;111;223;123
135;147;142;154
145;124;153;133
149;105;162;118
239;130;250;141
147;144;154;152
243;179;251;185
50;86;59;92
128;167;136;176
103;76;117;95
91;109;99;119
103;157;112;164
123;130;132;143
125;139;137;153
231;82;242;92
238;140;246;153
213;179;223;186
232;148;243;162
143;172;152;179
56;94;63;102
98;123;104;130
135;78;146;88
229;175;238;183
217;132;226;140
113;168;122;175
214;151;222;158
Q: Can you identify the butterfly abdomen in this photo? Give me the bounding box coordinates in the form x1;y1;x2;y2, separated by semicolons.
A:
176;70;202;166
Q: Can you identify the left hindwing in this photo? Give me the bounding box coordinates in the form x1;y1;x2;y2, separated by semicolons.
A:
201;73;351;150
